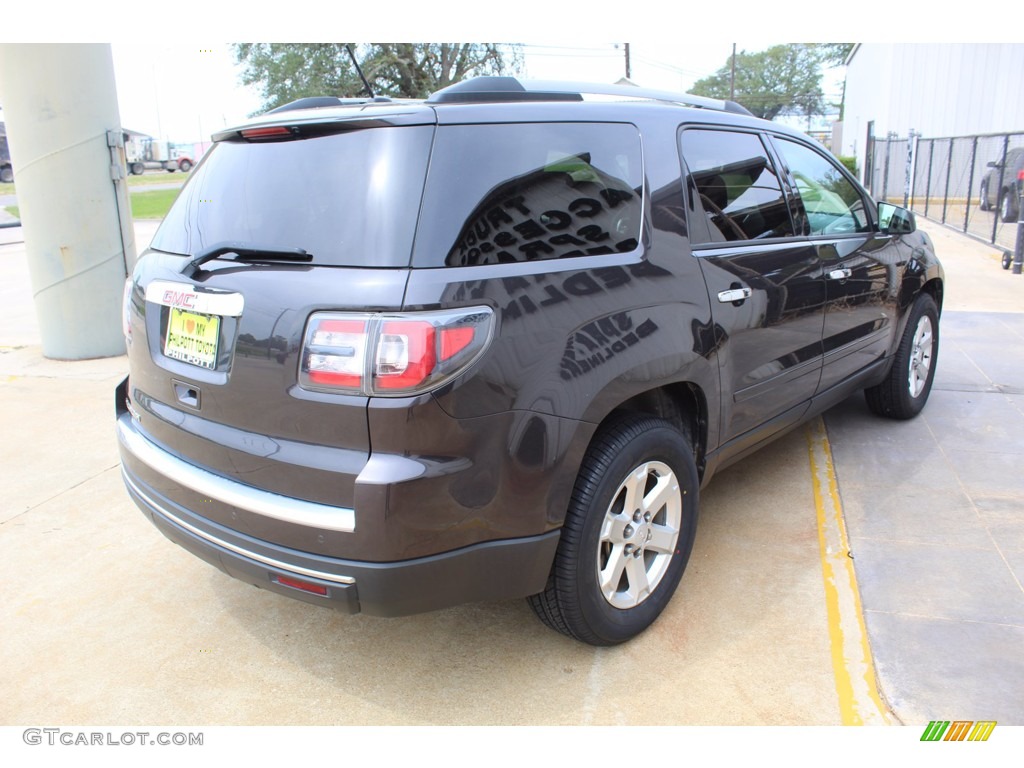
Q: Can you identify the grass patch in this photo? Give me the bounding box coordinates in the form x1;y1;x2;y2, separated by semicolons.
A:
126;173;188;188
0;173;186;195
0;178;184;219
129;188;180;219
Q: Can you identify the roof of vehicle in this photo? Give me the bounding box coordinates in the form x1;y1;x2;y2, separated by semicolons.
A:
212;76;811;144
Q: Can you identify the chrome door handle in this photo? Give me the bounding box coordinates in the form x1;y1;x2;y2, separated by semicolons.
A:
717;287;752;303
828;268;852;280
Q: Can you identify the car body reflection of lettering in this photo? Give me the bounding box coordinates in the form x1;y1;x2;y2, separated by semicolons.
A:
561;313;659;381
450;261;673;321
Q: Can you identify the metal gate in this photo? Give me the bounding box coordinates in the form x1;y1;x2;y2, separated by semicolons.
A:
867;130;1024;251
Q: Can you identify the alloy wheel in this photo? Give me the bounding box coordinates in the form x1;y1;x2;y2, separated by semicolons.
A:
908;315;934;399
597;461;682;609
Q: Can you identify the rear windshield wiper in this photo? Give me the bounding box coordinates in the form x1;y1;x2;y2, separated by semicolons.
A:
187;242;313;272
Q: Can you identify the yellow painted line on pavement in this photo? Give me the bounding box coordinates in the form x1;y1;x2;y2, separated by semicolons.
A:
806;417;890;725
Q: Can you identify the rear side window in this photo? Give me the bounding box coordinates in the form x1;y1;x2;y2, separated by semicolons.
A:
150;126;434;268
681;128;794;244
413;123;643;267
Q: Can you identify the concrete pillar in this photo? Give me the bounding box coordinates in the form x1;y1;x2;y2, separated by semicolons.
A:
0;44;136;359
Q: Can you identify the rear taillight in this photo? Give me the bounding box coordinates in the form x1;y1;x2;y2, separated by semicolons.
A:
299;307;494;396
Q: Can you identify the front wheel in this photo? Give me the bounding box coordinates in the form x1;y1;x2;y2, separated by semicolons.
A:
865;293;939;419
528;415;699;645
979;181;990;211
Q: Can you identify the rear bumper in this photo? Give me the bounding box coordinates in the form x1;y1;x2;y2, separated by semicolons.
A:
117;407;561;616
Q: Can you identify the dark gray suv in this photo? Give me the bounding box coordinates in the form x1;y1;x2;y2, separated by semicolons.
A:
117;77;943;645
979;146;1024;222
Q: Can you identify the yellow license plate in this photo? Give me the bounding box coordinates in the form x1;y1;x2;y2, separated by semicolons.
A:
165;308;220;370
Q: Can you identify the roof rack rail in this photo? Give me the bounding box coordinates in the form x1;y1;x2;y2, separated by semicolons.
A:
265;95;394;114
427;77;754;116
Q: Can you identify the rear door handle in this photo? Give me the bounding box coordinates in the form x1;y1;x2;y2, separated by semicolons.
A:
717;287;752;303
827;268;852;281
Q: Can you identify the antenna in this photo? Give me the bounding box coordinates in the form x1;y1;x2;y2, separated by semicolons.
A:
346;45;375;99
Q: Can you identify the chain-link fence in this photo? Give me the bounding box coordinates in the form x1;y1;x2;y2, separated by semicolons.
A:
867;131;1024;251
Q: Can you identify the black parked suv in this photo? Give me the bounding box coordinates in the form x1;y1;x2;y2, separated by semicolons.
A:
117;78;943;645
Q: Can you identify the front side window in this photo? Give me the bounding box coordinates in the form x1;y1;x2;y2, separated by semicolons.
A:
413;123;643;267
774;138;870;237
680;129;794;244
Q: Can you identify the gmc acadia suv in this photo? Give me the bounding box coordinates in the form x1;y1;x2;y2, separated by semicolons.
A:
117;77;943;645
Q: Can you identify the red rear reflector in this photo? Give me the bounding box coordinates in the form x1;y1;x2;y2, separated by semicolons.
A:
1018;169;1024;181
241;126;293;140
275;575;329;596
440;327;475;361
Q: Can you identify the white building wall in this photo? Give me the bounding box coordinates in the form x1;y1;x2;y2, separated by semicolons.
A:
842;44;1024;178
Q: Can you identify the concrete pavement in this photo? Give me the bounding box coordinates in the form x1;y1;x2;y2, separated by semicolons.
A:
825;220;1024;724
0;217;1021;727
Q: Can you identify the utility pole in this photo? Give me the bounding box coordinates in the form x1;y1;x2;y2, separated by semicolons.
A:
624;43;631;80
0;44;135;359
730;43;736;100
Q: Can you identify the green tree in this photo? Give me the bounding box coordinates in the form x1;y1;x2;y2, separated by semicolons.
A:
690;44;846;121
815;43;856;68
235;43;521;113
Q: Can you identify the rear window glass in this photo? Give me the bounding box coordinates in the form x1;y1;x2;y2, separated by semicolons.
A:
149;126;433;268
412;123;643;267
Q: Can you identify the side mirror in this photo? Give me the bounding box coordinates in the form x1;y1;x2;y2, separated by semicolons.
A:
987;160;999;169
878;202;916;234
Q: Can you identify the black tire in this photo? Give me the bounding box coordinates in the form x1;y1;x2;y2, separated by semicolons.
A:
865;293;939;420
0;165;12;184
179;159;192;172
131;163;144;176
528;415;699;645
979;180;990;211
1000;190;1018;223
1003;252;1013;270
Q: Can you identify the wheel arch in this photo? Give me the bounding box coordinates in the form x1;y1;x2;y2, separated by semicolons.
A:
600;382;710;482
921;276;944;315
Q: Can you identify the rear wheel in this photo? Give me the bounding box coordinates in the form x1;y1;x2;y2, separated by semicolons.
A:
979;180;990;211
865;293;939;419
528;415;698;645
1000;189;1018;222
0;165;12;184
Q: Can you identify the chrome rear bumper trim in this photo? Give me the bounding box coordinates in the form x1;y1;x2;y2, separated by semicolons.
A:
116;415;356;533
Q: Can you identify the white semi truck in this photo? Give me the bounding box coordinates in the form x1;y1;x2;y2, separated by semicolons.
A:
125;133;193;175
